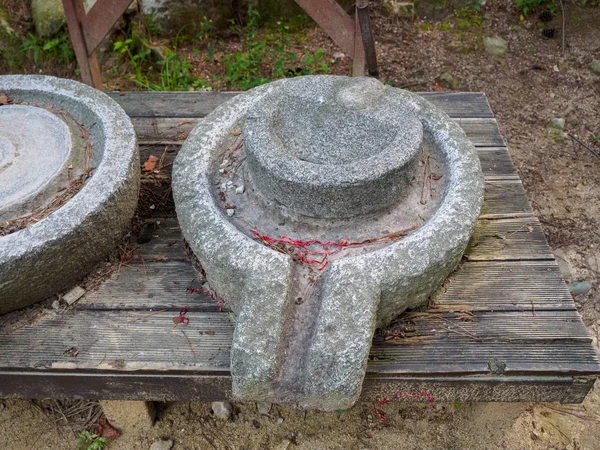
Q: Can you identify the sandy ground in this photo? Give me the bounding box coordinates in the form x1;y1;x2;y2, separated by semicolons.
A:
1;0;599;449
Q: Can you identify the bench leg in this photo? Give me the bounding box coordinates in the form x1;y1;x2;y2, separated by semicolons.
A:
99;400;156;432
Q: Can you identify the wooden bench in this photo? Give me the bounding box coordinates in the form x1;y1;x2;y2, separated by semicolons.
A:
1;91;598;404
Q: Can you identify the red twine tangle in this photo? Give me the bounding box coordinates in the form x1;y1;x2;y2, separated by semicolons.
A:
251;227;417;271
372;391;435;421
251;230;350;271
179;306;190;325
187;287;224;312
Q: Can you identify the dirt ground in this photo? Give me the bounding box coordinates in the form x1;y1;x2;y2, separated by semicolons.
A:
1;0;600;449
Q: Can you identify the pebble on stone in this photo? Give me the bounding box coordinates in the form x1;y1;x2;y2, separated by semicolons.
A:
211;401;233;420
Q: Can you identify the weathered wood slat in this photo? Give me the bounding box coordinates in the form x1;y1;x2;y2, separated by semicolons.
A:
368;341;599;375
434;260;576;311
466;217;552;261
131;117;505;147
481;181;533;219
1;308;595;375
0;372;584;403
108;91;494;119
79;261;226;312
477;147;520;180
0;310;233;371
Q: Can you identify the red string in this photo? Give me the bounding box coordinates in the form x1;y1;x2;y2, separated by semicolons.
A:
251;230;350;271
179;306;189;325
372;392;435;422
187;287;223;312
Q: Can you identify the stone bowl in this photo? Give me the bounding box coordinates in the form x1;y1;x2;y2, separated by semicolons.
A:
0;75;139;313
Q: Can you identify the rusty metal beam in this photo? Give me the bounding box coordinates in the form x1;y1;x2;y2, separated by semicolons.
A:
82;0;133;55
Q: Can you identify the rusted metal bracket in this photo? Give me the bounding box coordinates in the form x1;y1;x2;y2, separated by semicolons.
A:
62;0;134;87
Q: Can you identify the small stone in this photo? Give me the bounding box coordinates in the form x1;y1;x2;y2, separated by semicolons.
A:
590;59;600;76
483;36;508;55
219;168;225;174
333;52;345;60
220;159;230;169
553;249;572;282
569;281;593;296
51;300;60;310
235;185;245;194
277;417;284;424
211;401;233;420
553;65;559;72
226;208;235;217
149;439;174;450
226;181;234;190
548;118;565;130
435;72;458;90
62;286;85;305
220;182;227;192
31;0;65;37
257;401;271;415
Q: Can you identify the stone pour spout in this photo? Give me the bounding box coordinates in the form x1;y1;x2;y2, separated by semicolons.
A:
173;76;484;410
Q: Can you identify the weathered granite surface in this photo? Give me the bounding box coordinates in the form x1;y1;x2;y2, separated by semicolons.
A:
173;76;483;410
0;75;139;313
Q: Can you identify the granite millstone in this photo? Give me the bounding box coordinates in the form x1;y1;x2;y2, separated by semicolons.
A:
173;76;483;411
0;75;139;313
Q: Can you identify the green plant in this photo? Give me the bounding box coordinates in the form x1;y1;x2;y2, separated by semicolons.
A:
514;0;557;17
196;16;215;42
77;430;108;450
222;7;328;89
20;32;74;64
529;44;536;54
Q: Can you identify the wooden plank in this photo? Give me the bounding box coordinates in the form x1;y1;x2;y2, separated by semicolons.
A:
466;217;552;261
0;371;581;404
368;340;599;375
131;117;505;147
62;0;102;87
108;92;494;119
0;310;233;371
79;262;229;312
481;181;533;219
434;260;576;311
477;147;520;180
82;0;133;54
1;308;596;375
360;376;581;404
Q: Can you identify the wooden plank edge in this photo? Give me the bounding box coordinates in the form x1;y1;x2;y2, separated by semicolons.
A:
0;371;592;404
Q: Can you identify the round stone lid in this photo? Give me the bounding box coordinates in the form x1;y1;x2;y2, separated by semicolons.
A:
0;105;74;219
243;76;423;218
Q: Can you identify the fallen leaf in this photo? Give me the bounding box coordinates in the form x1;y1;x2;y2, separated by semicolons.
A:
143;155;158;171
206;330;215;336
177;119;191;126
233;128;241;136
63;347;79;357
431;173;443;180
0;92;12;105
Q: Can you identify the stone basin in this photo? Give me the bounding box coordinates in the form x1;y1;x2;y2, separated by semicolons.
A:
0;75;139;313
173;75;484;410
